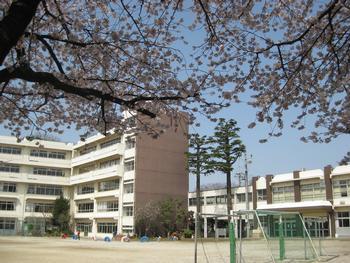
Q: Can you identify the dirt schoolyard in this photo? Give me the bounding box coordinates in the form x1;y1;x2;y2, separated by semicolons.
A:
0;236;349;263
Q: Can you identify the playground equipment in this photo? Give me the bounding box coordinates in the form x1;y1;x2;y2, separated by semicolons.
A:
194;210;323;263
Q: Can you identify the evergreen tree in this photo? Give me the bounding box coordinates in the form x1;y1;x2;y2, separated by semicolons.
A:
210;119;245;221
187;134;213;232
52;196;70;233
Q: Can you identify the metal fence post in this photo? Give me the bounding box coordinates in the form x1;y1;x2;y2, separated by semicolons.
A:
230;221;236;263
279;215;285;261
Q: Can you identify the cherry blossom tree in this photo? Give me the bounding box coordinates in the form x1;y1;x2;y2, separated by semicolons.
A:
0;0;226;137
190;0;349;150
0;0;348;162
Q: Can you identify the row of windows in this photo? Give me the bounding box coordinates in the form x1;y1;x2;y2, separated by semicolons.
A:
27;184;63;196
0;201;15;211
78;201;119;213
0;164;20;173
0;145;21;155
100;138;121;149
78;158;121;175
189;192;255;206
33;167;65;177
301;183;326;201
25;203;54;213
30;149;66;159
0;218;16;230
98;179;119;192
77;203;94;213
0;201;55;213
272;185;294;203
97;222;117;233
76;223;92;233
77;184;95;195
0;165;65;177
79;137;121;156
97;201;118;212
0;182;16;192
76;181;132;195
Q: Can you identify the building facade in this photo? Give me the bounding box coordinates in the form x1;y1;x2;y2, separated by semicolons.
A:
188;165;350;238
0;115;188;238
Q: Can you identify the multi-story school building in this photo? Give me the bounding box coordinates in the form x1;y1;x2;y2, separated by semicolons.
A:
0;115;188;238
188;165;350;238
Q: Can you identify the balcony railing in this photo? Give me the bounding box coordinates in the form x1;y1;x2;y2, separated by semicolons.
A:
72;144;124;167
0;172;70;185
70;165;122;185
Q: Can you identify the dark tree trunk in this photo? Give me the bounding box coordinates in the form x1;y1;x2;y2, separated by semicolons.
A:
226;170;232;222
195;145;202;237
0;0;41;65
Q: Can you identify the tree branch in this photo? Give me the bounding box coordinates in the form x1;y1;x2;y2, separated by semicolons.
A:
0;0;41;65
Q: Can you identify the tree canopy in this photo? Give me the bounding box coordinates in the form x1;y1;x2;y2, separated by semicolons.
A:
52;195;70;233
0;1;348;155
209;118;245;219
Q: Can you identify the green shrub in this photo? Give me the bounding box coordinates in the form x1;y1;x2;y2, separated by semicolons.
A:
183;229;192;238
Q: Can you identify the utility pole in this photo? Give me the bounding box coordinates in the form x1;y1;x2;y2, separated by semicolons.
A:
244;152;250;211
244;152;252;238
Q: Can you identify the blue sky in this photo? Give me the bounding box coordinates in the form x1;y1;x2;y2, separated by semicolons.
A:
188;100;348;191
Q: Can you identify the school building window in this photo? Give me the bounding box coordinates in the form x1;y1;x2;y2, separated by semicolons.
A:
97;222;117;233
0;164;19;173
0;145;21;155
98;179;119;192
77;203;94;213
0;182;16;193
0;201;15;211
123;206;133;216
337;212;350;227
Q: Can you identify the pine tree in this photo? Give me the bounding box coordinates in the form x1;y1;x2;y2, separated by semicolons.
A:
187;133;213;234
210;119;245;221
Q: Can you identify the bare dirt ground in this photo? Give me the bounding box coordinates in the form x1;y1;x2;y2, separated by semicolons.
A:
0;236;349;263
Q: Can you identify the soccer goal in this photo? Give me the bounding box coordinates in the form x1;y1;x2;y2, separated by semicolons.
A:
194;210;320;262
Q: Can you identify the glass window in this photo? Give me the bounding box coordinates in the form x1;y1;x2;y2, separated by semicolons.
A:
0;218;15;230
124;160;135;172
0;182;16;192
337;212;350;228
100;138;121;149
25;203;54;213
272;185;294;203
301;182;326;201
98;179;119;192
257;189;267;201
216;195;227;204
0;201;15;211
27;184;63;196
123;206;133;216
124;183;134;194
125;137;136;149
77;184;94;195
97;222;117;233
78;164;95;174
77;203;94;213
79;145;96;156
97;201;118;212
76;223;92;233
100;158;120;169
333;179;350;198
30;149;65;159
189;197;204;206
206;196;216;205
33;167;65;177
0;163;20;173
0;145;21;155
